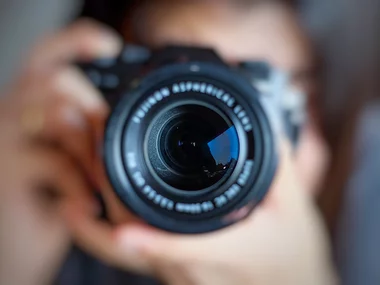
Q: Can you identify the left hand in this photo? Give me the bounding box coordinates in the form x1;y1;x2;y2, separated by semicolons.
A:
63;140;337;285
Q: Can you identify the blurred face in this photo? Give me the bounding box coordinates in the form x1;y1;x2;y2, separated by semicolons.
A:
100;0;330;223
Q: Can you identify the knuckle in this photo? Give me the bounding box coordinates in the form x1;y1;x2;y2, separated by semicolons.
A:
46;69;69;94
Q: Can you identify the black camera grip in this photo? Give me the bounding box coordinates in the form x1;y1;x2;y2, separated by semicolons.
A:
77;44;150;107
77;45;151;219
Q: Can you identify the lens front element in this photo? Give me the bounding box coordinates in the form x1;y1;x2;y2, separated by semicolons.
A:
150;104;239;191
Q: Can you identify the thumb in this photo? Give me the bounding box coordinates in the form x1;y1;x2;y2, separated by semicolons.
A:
114;218;253;268
114;223;249;274
115;226;207;265
116;226;199;283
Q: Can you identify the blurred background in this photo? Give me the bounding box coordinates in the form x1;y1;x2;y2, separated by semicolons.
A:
0;0;379;284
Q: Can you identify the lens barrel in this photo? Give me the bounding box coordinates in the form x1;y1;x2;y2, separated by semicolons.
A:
104;62;277;233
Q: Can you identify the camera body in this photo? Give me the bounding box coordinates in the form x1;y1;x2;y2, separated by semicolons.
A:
80;45;305;233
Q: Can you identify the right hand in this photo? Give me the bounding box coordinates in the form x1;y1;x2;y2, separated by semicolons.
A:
0;19;121;285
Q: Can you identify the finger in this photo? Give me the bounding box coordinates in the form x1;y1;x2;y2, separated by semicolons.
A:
42;102;96;180
64;205;230;274
27;18;122;72
48;66;110;145
115;225;226;264
26;144;99;215
42;66;109;113
111;205;285;272
62;204;151;274
20;66;110;177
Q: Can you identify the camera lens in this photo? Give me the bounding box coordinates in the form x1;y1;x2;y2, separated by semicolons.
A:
104;62;278;233
147;104;239;192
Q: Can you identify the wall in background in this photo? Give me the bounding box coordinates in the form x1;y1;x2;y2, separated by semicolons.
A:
0;0;79;88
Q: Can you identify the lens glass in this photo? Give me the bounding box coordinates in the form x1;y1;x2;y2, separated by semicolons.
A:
148;104;239;191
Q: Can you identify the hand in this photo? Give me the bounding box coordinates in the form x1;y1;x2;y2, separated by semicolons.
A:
64;140;338;285
0;19;121;285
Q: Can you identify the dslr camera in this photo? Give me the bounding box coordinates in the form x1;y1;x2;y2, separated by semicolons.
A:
80;45;304;233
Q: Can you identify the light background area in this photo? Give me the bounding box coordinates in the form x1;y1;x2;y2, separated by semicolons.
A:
0;0;79;88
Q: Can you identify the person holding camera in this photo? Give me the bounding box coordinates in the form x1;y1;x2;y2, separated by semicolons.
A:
1;0;378;284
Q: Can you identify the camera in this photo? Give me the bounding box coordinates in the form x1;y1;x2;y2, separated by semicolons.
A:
79;45;305;233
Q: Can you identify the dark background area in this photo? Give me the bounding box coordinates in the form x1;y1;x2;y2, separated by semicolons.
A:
79;0;134;32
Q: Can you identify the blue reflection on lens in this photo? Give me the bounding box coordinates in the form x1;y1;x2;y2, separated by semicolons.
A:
207;126;239;165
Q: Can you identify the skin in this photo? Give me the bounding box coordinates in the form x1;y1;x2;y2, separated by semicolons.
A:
0;2;335;285
0;20;121;285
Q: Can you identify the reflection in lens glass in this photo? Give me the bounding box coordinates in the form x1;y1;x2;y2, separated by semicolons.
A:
148;104;240;191
207;126;239;165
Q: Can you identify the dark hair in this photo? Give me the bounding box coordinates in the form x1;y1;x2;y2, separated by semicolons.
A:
79;0;137;32
78;0;380;233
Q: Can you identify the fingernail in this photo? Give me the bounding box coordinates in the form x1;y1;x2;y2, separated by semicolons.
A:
116;228;152;255
97;28;122;57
